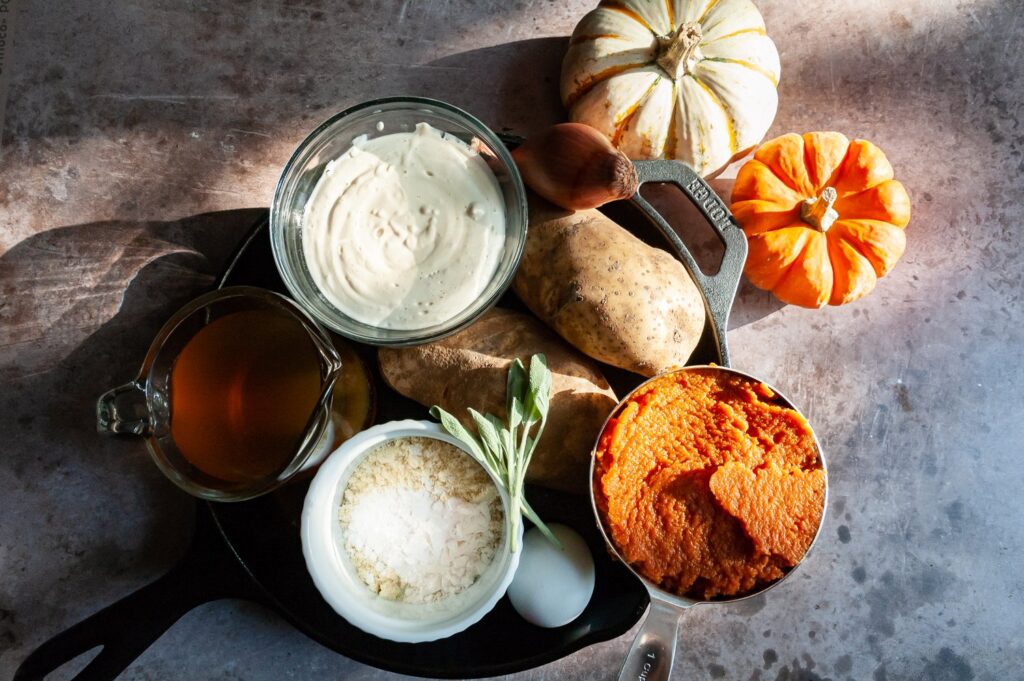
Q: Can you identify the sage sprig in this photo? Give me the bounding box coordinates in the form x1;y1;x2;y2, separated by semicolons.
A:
430;354;561;552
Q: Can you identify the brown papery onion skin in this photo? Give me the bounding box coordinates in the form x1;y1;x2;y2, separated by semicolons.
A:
512;123;639;211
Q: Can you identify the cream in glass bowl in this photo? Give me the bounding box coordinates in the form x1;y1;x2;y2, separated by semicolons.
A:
271;97;528;346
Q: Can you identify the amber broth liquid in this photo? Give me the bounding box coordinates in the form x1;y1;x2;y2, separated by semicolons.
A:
169;309;322;484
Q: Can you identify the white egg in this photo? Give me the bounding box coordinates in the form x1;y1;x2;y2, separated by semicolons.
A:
507;523;595;628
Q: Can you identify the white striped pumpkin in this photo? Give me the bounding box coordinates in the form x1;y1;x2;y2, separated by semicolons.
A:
561;0;781;177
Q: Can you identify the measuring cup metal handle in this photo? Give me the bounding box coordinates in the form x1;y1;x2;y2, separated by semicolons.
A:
96;380;151;436
617;597;685;681
631;159;748;368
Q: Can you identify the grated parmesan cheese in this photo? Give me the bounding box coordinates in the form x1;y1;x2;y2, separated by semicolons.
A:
338;436;503;604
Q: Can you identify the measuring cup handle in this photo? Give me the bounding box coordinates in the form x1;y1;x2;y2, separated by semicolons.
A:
96;381;150;436
617;598;685;681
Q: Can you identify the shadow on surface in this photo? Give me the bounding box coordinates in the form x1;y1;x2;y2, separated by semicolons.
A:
0;209;264;380
0;209;263;667
425;37;568;136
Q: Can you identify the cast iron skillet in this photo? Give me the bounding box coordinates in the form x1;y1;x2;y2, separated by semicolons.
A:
15;160;746;680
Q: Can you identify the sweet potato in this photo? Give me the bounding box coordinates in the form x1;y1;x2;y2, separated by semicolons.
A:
378;308;616;493
514;199;706;377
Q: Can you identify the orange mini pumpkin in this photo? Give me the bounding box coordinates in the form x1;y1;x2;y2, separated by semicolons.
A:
730;132;911;308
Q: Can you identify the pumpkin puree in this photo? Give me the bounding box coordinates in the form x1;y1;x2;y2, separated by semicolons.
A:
594;368;825;599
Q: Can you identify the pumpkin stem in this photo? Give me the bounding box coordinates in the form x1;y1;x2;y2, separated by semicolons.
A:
801;187;839;232
656;22;703;79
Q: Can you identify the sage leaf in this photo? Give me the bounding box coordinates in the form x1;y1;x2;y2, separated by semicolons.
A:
429;406;487;463
525;354;551;423
430;353;559;552
469;409;504;463
507;359;527;429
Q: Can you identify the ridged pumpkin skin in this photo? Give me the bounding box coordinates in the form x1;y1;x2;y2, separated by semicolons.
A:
561;0;780;177
730;132;911;308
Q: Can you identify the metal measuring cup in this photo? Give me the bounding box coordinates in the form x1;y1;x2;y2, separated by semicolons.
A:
589;366;828;681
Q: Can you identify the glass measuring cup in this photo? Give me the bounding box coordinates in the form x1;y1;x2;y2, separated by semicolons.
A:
97;286;343;502
589;366;828;681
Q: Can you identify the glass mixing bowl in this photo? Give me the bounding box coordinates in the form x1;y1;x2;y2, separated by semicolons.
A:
270;97;528;346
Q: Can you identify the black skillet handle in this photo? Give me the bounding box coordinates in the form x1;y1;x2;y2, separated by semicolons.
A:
631;160;748;368
14;504;255;681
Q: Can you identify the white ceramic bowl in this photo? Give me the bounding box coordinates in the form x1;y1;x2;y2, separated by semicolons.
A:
301;419;522;643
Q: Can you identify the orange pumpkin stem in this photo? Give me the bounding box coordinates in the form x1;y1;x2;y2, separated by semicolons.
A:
800;187;839;233
656;21;703;80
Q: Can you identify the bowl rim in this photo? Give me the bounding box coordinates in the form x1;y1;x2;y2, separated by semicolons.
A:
270;96;528;347
301;419;523;643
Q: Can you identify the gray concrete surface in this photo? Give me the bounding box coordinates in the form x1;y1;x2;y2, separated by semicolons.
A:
1;0;1022;679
